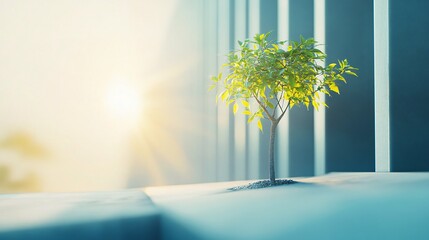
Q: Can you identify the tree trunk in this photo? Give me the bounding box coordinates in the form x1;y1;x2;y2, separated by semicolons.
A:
269;121;278;183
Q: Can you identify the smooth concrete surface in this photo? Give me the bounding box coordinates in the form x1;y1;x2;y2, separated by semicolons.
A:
0;190;160;240
2;173;429;239
147;173;429;240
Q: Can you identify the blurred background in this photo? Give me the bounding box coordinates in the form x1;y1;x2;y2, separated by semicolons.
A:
0;0;428;193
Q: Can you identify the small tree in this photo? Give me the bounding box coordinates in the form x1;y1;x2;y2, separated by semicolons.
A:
211;33;357;184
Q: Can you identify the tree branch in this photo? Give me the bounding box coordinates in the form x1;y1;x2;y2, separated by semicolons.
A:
277;100;291;122
252;92;275;121
274;93;284;113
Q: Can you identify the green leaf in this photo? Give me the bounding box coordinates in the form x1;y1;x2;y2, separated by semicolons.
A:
322;88;331;96
345;70;358;77
266;101;274;109
272;44;279;51
337;75;346;82
259;89;266;99
241;100;250;108
218;72;223;81
248;114;255;123
304;101;309;109
208;84;216;91
221;90;229;101
328;63;337;68
233;103;238;114
314;91;320;99
289;77;296;87
329;84;340;94
243;110;252;115
257;119;263;132
312;100;319;111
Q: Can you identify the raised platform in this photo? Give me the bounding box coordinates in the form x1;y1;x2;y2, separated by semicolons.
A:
2;173;429;239
0;190;160;240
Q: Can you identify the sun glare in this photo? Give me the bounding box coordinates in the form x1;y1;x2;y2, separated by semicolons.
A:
106;82;143;123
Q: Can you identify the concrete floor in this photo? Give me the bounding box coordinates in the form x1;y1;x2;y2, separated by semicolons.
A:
2;173;429;239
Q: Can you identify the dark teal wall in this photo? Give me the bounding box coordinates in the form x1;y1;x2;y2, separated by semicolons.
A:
390;0;429;171
260;0;278;40
325;0;375;172
288;0;315;177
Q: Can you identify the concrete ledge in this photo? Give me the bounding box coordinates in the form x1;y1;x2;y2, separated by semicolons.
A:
149;173;429;240
2;173;429;239
0;190;160;240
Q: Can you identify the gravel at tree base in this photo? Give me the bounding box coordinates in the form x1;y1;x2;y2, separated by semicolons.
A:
228;179;296;191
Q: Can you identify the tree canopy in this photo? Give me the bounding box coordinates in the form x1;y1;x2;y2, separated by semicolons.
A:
211;32;358;131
